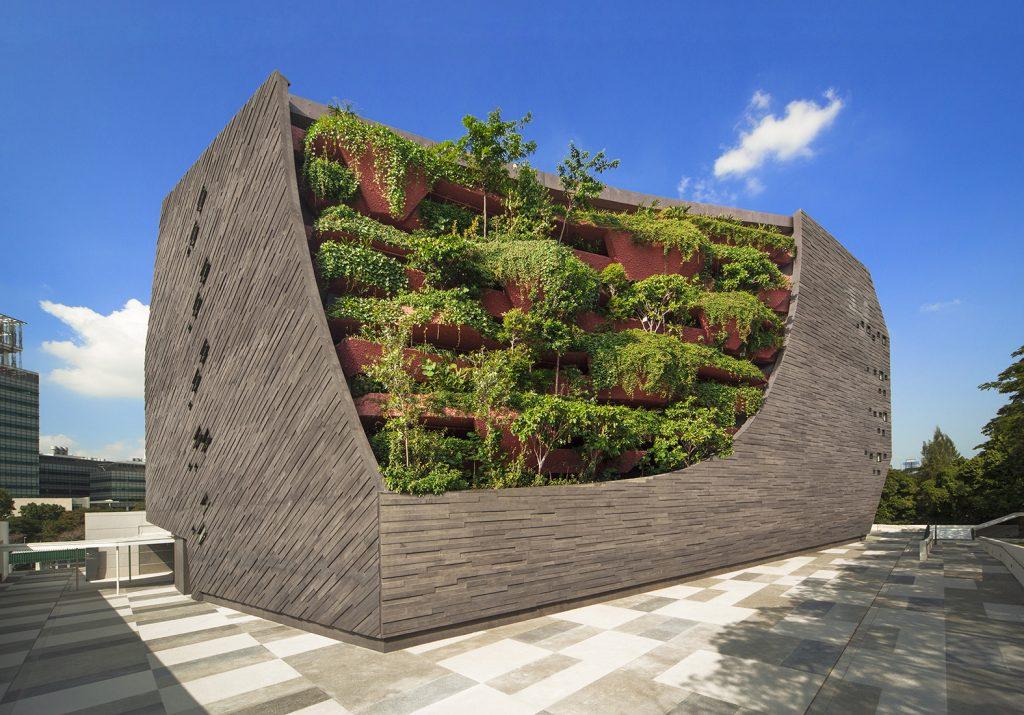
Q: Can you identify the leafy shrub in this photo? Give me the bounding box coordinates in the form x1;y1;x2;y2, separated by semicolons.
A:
303;155;359;206
607;274;702;332
478;239;599;319
306;106;462;217
642;399;734;473
408;232;485;290
419;199;479;235
693;382;766;427
315;205;415;250
665;207;795;253
695;291;782;346
317;240;407;296
585;330;699;397
580;206;706;258
710;244;787;292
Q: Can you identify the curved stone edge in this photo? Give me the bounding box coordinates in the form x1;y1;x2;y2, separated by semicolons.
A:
374;211;890;639
145;73;385;638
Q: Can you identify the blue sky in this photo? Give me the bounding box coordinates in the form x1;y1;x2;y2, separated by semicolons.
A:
1;1;1022;464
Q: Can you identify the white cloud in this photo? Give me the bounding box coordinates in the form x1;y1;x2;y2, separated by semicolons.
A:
38;433;144;461
920;299;962;313
39;434;78;453
677;175;737;205
749;90;772;111
714;89;843;178
744;177;765;195
39;299;148;399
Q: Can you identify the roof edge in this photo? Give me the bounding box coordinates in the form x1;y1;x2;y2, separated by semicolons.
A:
287;93;793;231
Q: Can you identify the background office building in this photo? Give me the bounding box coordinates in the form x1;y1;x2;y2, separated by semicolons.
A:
90;459;146;503
38;448;97;498
0;314;39;497
39;447;146;504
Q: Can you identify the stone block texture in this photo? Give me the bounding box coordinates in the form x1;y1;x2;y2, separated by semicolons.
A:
146;73;891;647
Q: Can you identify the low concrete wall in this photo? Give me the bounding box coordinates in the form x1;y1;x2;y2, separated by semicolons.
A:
84;512;173;581
979;537;1024;587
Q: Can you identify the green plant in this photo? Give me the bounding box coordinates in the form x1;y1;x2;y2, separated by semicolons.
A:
695;291;782;346
663;206;795;253
418;199;479;235
306;106;458;217
576;403;651;478
557;141;619;241
456;108;536;237
692;381;765;427
315;205;416;250
317;240;408;296
642;399;734;473
607;274;702;332
510;394;591;476
303;155;359;207
400;288;497;336
478;239;599;319
710;244;787;292
407;232;485;290
493;163;556;240
581;206;707;258
585;330;699;397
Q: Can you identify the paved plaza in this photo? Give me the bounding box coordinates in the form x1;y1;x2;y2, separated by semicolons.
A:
1;533;1022;714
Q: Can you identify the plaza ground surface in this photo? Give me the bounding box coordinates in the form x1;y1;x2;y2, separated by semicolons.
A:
1;533;1022;714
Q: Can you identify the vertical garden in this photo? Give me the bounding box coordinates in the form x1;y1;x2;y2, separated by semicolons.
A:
292;105;795;495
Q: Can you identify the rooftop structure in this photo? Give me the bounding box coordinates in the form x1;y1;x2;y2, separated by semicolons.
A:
146;73;891;649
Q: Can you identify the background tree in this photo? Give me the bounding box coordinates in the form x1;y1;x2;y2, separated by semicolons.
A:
457;109;536;238
0;487;13;520
557;141;619;242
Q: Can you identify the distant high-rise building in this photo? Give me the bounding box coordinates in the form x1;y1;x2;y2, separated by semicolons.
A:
902;458;921;470
0;314;39;497
38;447;146;503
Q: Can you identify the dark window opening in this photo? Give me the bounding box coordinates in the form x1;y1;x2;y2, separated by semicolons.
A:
196;186;207;213
199;258;211;285
192;292;203;319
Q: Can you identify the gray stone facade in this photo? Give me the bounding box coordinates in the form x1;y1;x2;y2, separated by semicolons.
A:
146;73;890;648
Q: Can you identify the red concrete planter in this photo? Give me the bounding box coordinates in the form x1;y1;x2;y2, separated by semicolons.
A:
750;345;779;364
504;282;538;311
767;247;794;267
336;337;468;379
575;311;608;332
338;145;429;222
291;125;306;155
354;393;475;431
410;320;493;351
327;317;362;342
406;268;426;291
571;249;615;273
758;288;791;314
604;231;702;281
605;449;646;474
555;220;611;252
698;314;743;352
480;289;513;319
318;229;412;260
698;364;767;387
431;179;503;216
678;326;710;345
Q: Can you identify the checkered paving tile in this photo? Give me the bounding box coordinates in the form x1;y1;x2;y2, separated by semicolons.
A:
1;533;1022;713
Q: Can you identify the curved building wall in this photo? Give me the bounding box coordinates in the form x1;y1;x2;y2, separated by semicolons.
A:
146;73;384;639
147;73;890;647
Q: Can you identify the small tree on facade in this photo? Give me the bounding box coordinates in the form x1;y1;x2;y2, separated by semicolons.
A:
457;109;536;238
557;141;619;242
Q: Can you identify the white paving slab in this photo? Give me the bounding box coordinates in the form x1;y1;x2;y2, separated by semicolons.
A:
439;638;551;682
